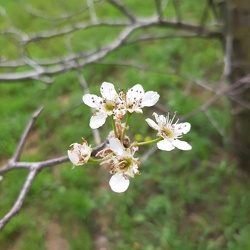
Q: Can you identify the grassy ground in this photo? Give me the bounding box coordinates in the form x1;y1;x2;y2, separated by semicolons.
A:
0;0;250;249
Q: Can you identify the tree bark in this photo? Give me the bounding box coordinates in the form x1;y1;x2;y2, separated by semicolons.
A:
228;0;250;170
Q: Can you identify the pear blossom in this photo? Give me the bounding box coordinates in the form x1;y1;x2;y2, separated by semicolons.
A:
126;84;160;113
67;139;92;167
82;82;125;129
146;112;192;151
108;138;140;193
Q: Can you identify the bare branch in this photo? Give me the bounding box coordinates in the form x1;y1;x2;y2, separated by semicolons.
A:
181;74;250;121
87;0;98;23
229;95;250;110
204;110;225;136
12;107;44;162
0;16;222;82
0;162;30;175
94;61;178;76
207;0;220;22
126;31;221;45
77;70;101;144
199;0;210;30
0;104;110;230
172;0;182;22
154;0;163;20
140;146;158;163
107;0;136;22
0;168;38;231
23;2;97;21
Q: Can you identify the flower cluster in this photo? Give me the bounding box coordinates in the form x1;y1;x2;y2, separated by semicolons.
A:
68;82;192;193
82;82;160;129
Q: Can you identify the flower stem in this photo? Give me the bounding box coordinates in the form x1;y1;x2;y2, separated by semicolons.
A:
136;137;162;146
88;157;103;163
88;153;113;163
121;112;132;140
111;115;118;138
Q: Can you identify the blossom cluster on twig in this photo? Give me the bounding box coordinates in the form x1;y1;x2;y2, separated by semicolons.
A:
68;82;192;193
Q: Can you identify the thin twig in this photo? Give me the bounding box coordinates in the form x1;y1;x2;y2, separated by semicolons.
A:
204;110;225;136
140;146;158;163
172;0;182;22
107;0;136;22
12;107;44;162
181;74;250;121
0;168;38;231
154;0;163;20
23;3;94;21
87;0;98;23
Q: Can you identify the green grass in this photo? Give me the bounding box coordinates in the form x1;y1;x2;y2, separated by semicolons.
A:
0;1;249;250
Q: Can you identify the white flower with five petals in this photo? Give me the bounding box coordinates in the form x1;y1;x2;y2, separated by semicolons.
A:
67;140;92;167
146;112;192;151
108;138;140;193
126;84;160;113
83;82;125;129
83;82;160;128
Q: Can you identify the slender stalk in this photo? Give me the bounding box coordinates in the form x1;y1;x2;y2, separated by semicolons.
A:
136;137;162;146
121;112;132;140
111;115;118;138
88;153;113;163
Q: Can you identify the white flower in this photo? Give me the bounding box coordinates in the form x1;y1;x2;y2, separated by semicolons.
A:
108;138;140;193
82;82;125;129
83;82;160;128
67;139;92;167
126;84;160;113
0;176;3;182
146;112;192;151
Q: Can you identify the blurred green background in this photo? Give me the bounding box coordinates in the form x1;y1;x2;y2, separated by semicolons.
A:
0;0;249;249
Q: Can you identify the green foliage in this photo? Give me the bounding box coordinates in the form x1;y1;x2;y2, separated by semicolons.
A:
0;0;249;250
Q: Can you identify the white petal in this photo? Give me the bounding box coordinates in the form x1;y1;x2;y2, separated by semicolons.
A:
80;144;91;155
141;91;160;107
127;84;144;102
157;139;175;151
109;173;130;193
0;176;3;182
172;139;192;150
158;114;166;125
67;150;79;165
69;143;78;150
100;82;117;100
152;112;159;122
178;122;191;134
89;112;107;129
82;94;102;108
152;112;166;125
145;118;159;130
109;137;124;155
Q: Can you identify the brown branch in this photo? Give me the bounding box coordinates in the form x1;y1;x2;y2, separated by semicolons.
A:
0;104;109;231
107;0;136;22
181;74;250;121
154;0;163;20
0;16;222;82
0;168;38;231
172;0;182;22
23;1;100;21
12;107;43;162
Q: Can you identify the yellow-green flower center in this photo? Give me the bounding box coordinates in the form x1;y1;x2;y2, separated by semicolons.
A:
119;157;132;170
162;127;174;138
105;100;115;111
